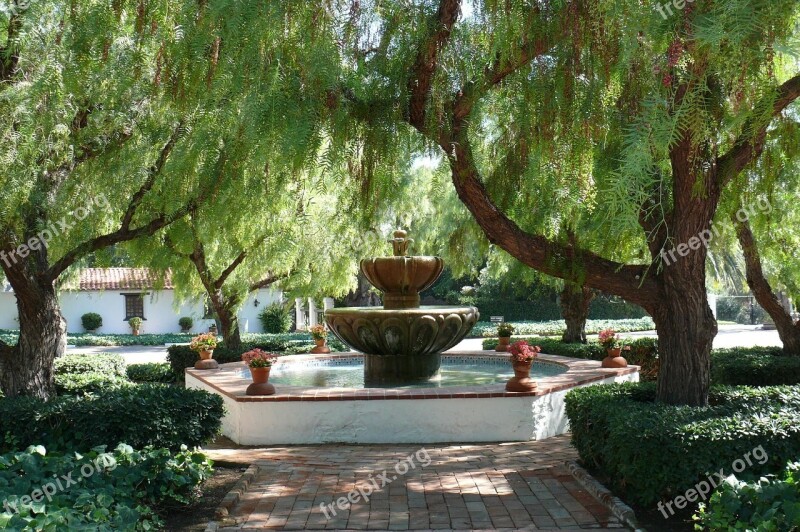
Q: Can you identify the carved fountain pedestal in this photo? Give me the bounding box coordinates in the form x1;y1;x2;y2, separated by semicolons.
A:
325;231;479;386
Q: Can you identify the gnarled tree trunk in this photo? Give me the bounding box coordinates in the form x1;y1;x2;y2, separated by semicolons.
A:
0;262;66;399
560;283;595;344
651;266;717;406
735;217;800;355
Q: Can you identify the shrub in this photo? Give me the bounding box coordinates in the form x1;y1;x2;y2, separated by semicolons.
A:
178;316;194;332
0;385;223;453
564;382;800;506
472;318;655;338
126;362;175;383
695;461;800;530
55;372;132;395
258;303;292;333
711;347;800;386
80;312;103;331
0;444;213;530
54;353;126;378
128;316;142;331
483;336;604;359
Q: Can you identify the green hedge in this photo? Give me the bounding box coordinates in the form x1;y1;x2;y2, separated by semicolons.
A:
711;347;800;386
564;382;800;506
126;362;175;383
471;297;648;323
0;444;212;530
55;372;132;395
695;460;800;530
0;385;223;453
54;353;126;378
473;318;655;338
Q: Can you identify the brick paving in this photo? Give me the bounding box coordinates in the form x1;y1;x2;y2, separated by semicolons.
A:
214;435;627;531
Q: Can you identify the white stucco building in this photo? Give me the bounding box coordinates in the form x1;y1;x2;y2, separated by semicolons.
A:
0;268;283;335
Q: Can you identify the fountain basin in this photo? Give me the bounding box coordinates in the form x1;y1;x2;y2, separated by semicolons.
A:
325;305;479;383
325;305;479;356
185;352;640;444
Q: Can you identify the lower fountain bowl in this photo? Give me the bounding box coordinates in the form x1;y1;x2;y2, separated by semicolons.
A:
324;306;480;358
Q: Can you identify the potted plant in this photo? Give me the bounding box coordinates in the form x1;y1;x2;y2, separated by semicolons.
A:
179;316;193;333
190;332;219;369
598;328;628;368
208;323;218;334
309;324;331;354
242;349;277;396
495;322;515;352
128;316;142;336
505;340;541;392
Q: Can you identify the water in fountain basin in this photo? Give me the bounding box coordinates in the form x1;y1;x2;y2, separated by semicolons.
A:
242;358;565;389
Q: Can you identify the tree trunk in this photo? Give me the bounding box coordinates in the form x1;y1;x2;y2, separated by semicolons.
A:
651;266;717;406
217;305;242;351
560;283;595;344
0;269;66;399
343;272;382;307
735;217;800;355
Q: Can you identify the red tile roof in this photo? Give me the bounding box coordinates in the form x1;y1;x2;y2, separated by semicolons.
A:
68;268;173;291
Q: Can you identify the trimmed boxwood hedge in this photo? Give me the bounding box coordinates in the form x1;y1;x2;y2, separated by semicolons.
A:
0;385;223;453
126;362;175;383
711;347;800;386
54;353;126;378
564;382;800;506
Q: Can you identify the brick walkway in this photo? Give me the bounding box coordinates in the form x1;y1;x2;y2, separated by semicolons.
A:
212;435;626;531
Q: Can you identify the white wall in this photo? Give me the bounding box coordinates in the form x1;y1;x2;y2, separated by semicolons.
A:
0;287;283;335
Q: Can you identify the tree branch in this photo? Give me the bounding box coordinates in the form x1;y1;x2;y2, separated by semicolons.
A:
716;73;800;188
406;0;461;130
0;11;20;82
249;271;290;292
46;127;218;280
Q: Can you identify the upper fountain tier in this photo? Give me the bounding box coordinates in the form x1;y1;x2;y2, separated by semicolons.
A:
360;230;443;310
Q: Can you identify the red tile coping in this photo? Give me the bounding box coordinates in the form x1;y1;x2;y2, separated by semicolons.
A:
185;351;639;403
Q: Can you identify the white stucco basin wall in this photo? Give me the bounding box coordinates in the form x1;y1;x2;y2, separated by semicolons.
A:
186;353;639;445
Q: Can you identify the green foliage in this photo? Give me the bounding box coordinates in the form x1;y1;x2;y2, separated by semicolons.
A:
564;383;800;506
474;318;655;339
471;297;649;323
711;347;800;386
54;354;126;378
258;303;292;334
695;461;800;530
126;363;175;384
128;317;143;331
0;386;223;453
0;444;213;531
55;372;132;396
178;317;194;331
80;312;103;332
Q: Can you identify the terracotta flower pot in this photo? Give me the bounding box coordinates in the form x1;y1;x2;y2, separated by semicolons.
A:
505;360;538;392
246;365;276;396
602;347;628;368
495;336;511;352
311;337;331;354
194;349;219;370
250;366;271;384
132;329;140;336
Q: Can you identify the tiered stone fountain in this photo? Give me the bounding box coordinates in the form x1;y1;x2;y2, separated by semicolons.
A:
325;230;479;385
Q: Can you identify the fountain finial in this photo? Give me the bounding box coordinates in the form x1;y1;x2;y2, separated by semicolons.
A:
390;229;412;257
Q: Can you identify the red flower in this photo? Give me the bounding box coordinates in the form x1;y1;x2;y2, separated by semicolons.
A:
508;341;541;364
